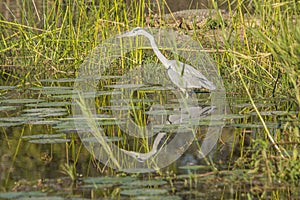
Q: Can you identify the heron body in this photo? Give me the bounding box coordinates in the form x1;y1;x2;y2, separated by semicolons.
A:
166;60;216;94
117;27;216;96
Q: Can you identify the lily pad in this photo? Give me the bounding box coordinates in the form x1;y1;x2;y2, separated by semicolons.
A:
84;176;136;185
81;183;113;189
22;133;66;139
23;108;67;113
127;180;167;187
98;75;122;79
105;84;145;89
119;168;156;173
138;85;173;91
26;102;72;107
131;196;182;200
0;86;17;90
40;78;76;83
0;191;46;199
39;89;76;95
249;110;291;116
54;91;121;99
82;136;123;143
0;122;24;127
120;188;168;196
28;120;59;125
110;98;154;104
28;138;70;144
30;86;74;90
0;99;44;104
231;123;263;128
0;106;19;111
179;165;212;170
100;105;141;111
0;117;29;122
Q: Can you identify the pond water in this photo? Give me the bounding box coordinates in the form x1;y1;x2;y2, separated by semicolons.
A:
0;71;299;199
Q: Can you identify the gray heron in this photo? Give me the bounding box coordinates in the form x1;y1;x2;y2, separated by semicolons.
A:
120;105;215;162
117;27;217;97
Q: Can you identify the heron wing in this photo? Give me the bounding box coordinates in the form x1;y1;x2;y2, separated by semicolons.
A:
180;62;216;90
167;66;187;90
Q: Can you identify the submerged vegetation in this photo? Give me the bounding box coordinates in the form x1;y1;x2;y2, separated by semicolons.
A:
0;0;299;199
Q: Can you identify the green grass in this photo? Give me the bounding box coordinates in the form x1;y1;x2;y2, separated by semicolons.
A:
0;0;300;193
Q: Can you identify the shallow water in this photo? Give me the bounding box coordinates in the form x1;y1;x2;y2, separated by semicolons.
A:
0;74;299;199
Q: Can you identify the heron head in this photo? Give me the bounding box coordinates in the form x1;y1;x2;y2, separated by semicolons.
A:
117;27;145;38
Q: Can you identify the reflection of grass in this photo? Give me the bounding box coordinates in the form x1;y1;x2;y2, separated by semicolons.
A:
76;93;121;169
0;0;299;191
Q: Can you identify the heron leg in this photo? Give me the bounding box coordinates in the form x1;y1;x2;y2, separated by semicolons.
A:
184;90;195;98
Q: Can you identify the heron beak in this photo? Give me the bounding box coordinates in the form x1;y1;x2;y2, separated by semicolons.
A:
116;31;134;38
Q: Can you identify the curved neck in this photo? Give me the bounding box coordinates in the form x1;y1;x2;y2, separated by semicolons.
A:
143;31;170;68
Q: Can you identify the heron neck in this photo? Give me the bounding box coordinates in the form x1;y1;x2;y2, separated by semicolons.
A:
144;32;170;68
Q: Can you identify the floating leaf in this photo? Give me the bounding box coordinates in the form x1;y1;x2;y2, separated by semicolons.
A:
81;183;113;189
137;86;173;91
248;110;295;116
232;103;275;108
29;86;74;91
22;133;66;139
131;196;182;200
40;78;76;83
84;176;136;184
82;136;123;142
120;188;168;196
54;91;121;99
0;99;44;104
19;196;64;200
144;109;178;115
0;191;46;199
0;86;17;90
105;84;145;89
120;168;156;173
28;138;70;144
39;89;76;95
23;108;67;113
0;122;24;127
100;105;141;111
26;102;72;107
28;120;59;125
0;106;19;111
232;123;263;128
21;111;68;118
110;98;154;104
98;75;122;79
179;165;212;170
127;180;167;187
96;120;125;126
24;134;70;143
0;117;28;122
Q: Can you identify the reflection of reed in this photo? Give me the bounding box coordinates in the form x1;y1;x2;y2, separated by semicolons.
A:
121;105;216;162
76;94;121;169
0;152;12;180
